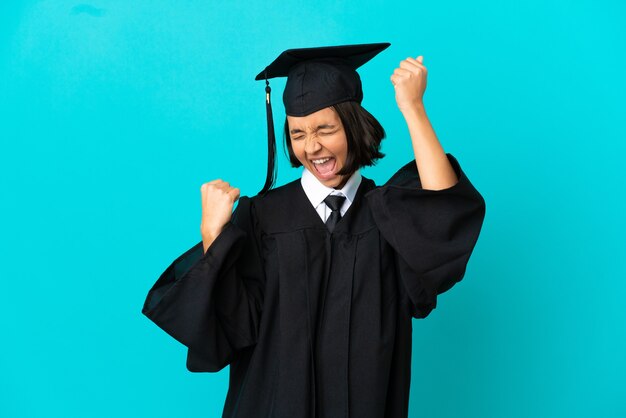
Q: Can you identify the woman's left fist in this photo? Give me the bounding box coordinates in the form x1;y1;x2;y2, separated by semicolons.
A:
390;55;427;114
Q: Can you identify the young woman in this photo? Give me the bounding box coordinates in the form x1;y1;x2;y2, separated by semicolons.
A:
142;43;486;418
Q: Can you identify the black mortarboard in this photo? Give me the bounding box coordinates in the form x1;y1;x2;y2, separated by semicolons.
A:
255;42;391;195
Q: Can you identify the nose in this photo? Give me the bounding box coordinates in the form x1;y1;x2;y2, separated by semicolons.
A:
304;135;322;154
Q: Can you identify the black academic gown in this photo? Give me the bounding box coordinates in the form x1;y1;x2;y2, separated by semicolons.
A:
142;153;486;418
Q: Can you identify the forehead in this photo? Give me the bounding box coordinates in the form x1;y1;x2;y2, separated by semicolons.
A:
286;106;340;128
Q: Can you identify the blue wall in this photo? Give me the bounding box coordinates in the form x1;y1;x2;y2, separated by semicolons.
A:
1;1;624;417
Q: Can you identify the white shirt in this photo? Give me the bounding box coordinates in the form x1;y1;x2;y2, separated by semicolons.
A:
300;168;362;223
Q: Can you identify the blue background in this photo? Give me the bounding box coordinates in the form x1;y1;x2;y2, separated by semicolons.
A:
1;1;625;417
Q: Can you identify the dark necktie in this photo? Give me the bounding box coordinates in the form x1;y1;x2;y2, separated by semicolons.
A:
324;194;346;233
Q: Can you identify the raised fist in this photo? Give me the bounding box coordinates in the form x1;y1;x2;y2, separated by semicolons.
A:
200;179;240;252
390;55;427;114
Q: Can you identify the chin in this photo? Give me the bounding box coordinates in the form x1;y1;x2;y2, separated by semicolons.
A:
320;175;346;189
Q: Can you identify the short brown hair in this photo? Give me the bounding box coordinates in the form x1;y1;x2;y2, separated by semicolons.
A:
283;101;386;176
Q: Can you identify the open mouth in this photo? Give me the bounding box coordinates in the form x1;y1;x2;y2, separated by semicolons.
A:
311;157;336;179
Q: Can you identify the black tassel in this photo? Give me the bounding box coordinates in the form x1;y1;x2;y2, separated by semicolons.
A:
259;74;277;196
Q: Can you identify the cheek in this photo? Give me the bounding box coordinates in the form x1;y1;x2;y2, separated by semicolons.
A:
331;136;348;159
290;141;306;162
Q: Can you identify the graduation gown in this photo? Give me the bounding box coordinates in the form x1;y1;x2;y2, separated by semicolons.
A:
142;153;486;418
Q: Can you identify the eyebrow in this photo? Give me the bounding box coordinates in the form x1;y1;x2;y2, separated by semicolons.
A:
290;124;336;134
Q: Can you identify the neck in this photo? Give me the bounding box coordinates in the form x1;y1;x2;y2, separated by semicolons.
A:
334;174;351;190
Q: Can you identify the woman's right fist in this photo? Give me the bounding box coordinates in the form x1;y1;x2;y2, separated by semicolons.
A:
200;180;240;249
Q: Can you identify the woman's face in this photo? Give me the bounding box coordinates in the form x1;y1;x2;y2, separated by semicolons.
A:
287;106;349;189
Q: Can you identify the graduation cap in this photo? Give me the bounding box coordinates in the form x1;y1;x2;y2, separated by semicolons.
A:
255;42;391;195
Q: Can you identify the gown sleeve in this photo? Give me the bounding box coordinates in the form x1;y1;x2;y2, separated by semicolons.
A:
141;196;265;372
365;153;486;319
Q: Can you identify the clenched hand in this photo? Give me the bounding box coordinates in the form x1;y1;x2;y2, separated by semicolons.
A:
390;55;427;114
200;180;240;253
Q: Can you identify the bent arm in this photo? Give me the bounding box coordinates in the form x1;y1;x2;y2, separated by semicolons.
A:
391;55;458;190
142;197;265;372
366;154;486;318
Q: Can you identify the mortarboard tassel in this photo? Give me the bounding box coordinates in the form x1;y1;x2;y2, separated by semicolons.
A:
258;73;277;196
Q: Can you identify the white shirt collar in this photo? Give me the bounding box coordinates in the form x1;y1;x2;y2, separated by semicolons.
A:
301;167;362;208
